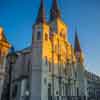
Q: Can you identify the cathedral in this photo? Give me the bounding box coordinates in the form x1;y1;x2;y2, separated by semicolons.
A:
0;0;100;100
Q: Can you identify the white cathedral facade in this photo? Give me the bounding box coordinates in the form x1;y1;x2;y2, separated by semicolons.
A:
0;0;100;100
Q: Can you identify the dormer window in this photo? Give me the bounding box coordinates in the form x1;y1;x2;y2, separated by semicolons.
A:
37;31;41;40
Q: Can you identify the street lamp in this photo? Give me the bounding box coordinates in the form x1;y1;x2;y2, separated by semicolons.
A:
7;46;17;100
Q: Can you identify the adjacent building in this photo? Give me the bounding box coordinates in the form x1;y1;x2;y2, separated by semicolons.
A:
85;71;100;99
0;27;11;100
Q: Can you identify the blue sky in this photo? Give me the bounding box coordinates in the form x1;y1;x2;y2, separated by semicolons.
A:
0;0;100;75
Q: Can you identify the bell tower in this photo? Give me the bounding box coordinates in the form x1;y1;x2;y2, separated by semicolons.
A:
74;29;84;64
74;29;87;97
30;0;50;100
50;0;68;40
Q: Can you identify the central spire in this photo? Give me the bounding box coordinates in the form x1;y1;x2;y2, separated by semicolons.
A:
36;0;46;24
74;29;82;53
50;0;61;21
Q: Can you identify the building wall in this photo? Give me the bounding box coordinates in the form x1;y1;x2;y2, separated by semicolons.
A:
0;27;11;100
85;71;100;98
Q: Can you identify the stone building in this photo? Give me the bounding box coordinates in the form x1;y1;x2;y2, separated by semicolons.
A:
0;0;100;100
85;71;100;99
7;0;87;100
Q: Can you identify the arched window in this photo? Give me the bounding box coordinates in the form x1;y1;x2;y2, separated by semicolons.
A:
63;34;66;39
45;33;48;41
60;32;62;37
48;84;52;100
12;84;18;98
45;56;48;65
37;31;41;40
49;62;51;72
77;88;79;96
55;45;57;52
75;71;77;79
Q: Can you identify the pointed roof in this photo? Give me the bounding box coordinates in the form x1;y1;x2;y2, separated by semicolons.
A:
74;28;82;52
50;0;61;21
36;0;46;24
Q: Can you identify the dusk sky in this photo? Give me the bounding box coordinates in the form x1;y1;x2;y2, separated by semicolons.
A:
0;0;100;75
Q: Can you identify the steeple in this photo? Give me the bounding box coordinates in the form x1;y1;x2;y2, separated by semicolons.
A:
36;0;46;24
74;28;84;64
50;0;61;21
74;29;82;53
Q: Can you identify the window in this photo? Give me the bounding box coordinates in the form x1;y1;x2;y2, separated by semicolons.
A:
75;72;77;79
45;56;48;65
55;45;57;52
44;78;47;84
45;34;48;41
63;34;66;39
27;60;30;72
77;88;79;96
49;62;51;72
37;31;41;40
48;84;52;100
26;80;30;91
60;32;62;37
56;91;59;100
12;84;18;98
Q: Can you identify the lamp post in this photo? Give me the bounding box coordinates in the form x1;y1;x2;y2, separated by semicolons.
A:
7;47;17;100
